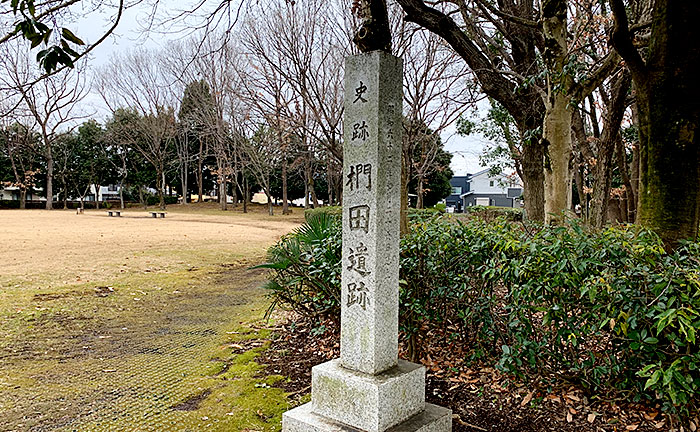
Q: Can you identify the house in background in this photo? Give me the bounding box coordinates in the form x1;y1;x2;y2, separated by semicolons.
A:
445;169;522;212
87;184;122;202
445;176;470;211
0;186;46;201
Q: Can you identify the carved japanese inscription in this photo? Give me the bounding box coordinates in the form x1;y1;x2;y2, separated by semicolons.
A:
340;52;403;375
347;242;370;276
352;121;370;142
347;281;369;310
354;81;368;104
349;205;370;233
346;163;372;191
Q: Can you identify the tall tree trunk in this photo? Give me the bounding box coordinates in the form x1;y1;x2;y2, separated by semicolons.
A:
95;184;101;209
219;178;227;211
305;154;317;208
62;175;68;209
181;169;188;205
520;136;546;223
615;138;635;223
326;160;333;206
119;181;125;209
197;164;203;203
542;96;573;224
574;164;586;221
611;0;700;248
590;141;616;228
629;101;641;211
542;0;573;224
335;180;342;207
282;159;289;214
265;189;274;216
400;152;409;235
45;150;54;210
310;182;319;208
197;138;204;203
19;188;26;210
590;73;631;227
416;176;424;209
243;176;249;214
157;168;165;210
636;88;699;247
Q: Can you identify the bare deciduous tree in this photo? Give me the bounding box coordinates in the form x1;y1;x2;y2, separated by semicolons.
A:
96;48;178;209
393;14;477;212
0;41;89;209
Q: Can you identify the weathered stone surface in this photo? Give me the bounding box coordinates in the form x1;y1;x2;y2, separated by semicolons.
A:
283;403;361;432
341;50;403;376
386;404;452;432
311;359;424;432
282;403;451;432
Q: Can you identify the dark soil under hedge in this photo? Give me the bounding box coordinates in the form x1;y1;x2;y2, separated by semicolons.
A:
259;318;673;432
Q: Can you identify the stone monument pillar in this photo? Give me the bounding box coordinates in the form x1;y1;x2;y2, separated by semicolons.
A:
283;51;452;432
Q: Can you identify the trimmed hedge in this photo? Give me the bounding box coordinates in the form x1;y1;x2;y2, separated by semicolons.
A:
304;206;341;221
303;205;445;222
146;196;179;206
261;213;700;417
463;204;523;221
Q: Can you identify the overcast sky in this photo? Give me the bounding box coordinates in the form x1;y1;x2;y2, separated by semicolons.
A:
72;1;491;176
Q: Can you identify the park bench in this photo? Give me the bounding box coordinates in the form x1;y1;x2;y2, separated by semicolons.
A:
150;212;166;218
107;210;122;217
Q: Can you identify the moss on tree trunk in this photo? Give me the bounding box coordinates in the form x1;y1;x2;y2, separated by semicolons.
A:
612;0;700;248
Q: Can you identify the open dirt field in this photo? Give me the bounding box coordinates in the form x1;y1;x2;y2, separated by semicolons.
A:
0;205;304;287
0;205;304;431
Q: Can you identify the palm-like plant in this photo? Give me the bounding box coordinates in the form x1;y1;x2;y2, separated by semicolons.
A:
254;212;342;320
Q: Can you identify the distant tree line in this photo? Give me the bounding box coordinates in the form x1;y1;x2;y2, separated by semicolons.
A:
1;0;465;215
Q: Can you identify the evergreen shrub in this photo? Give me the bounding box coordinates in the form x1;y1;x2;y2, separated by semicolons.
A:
260;213;700;416
304;206;341;221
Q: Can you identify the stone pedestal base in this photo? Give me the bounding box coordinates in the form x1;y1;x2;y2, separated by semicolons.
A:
283;402;451;432
312;359;425;431
282;359;451;432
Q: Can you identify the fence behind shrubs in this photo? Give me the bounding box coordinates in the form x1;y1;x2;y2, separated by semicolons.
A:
260;210;700;417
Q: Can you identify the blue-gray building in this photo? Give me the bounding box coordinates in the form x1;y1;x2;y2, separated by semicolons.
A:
445;176;469;211
445;170;522;212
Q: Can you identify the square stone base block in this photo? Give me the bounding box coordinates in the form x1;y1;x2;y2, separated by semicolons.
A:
282;402;452;432
311;359;424;431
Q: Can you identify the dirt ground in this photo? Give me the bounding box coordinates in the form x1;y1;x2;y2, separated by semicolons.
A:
0;204;304;287
0;204;304;432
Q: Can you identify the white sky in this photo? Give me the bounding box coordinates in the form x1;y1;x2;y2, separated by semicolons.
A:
71;0;491;176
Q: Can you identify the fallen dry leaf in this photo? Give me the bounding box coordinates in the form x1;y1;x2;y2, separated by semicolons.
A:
626;424;639;430
520;391;533;407
588;413;597;423
644;411;660;421
566;412;573;423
